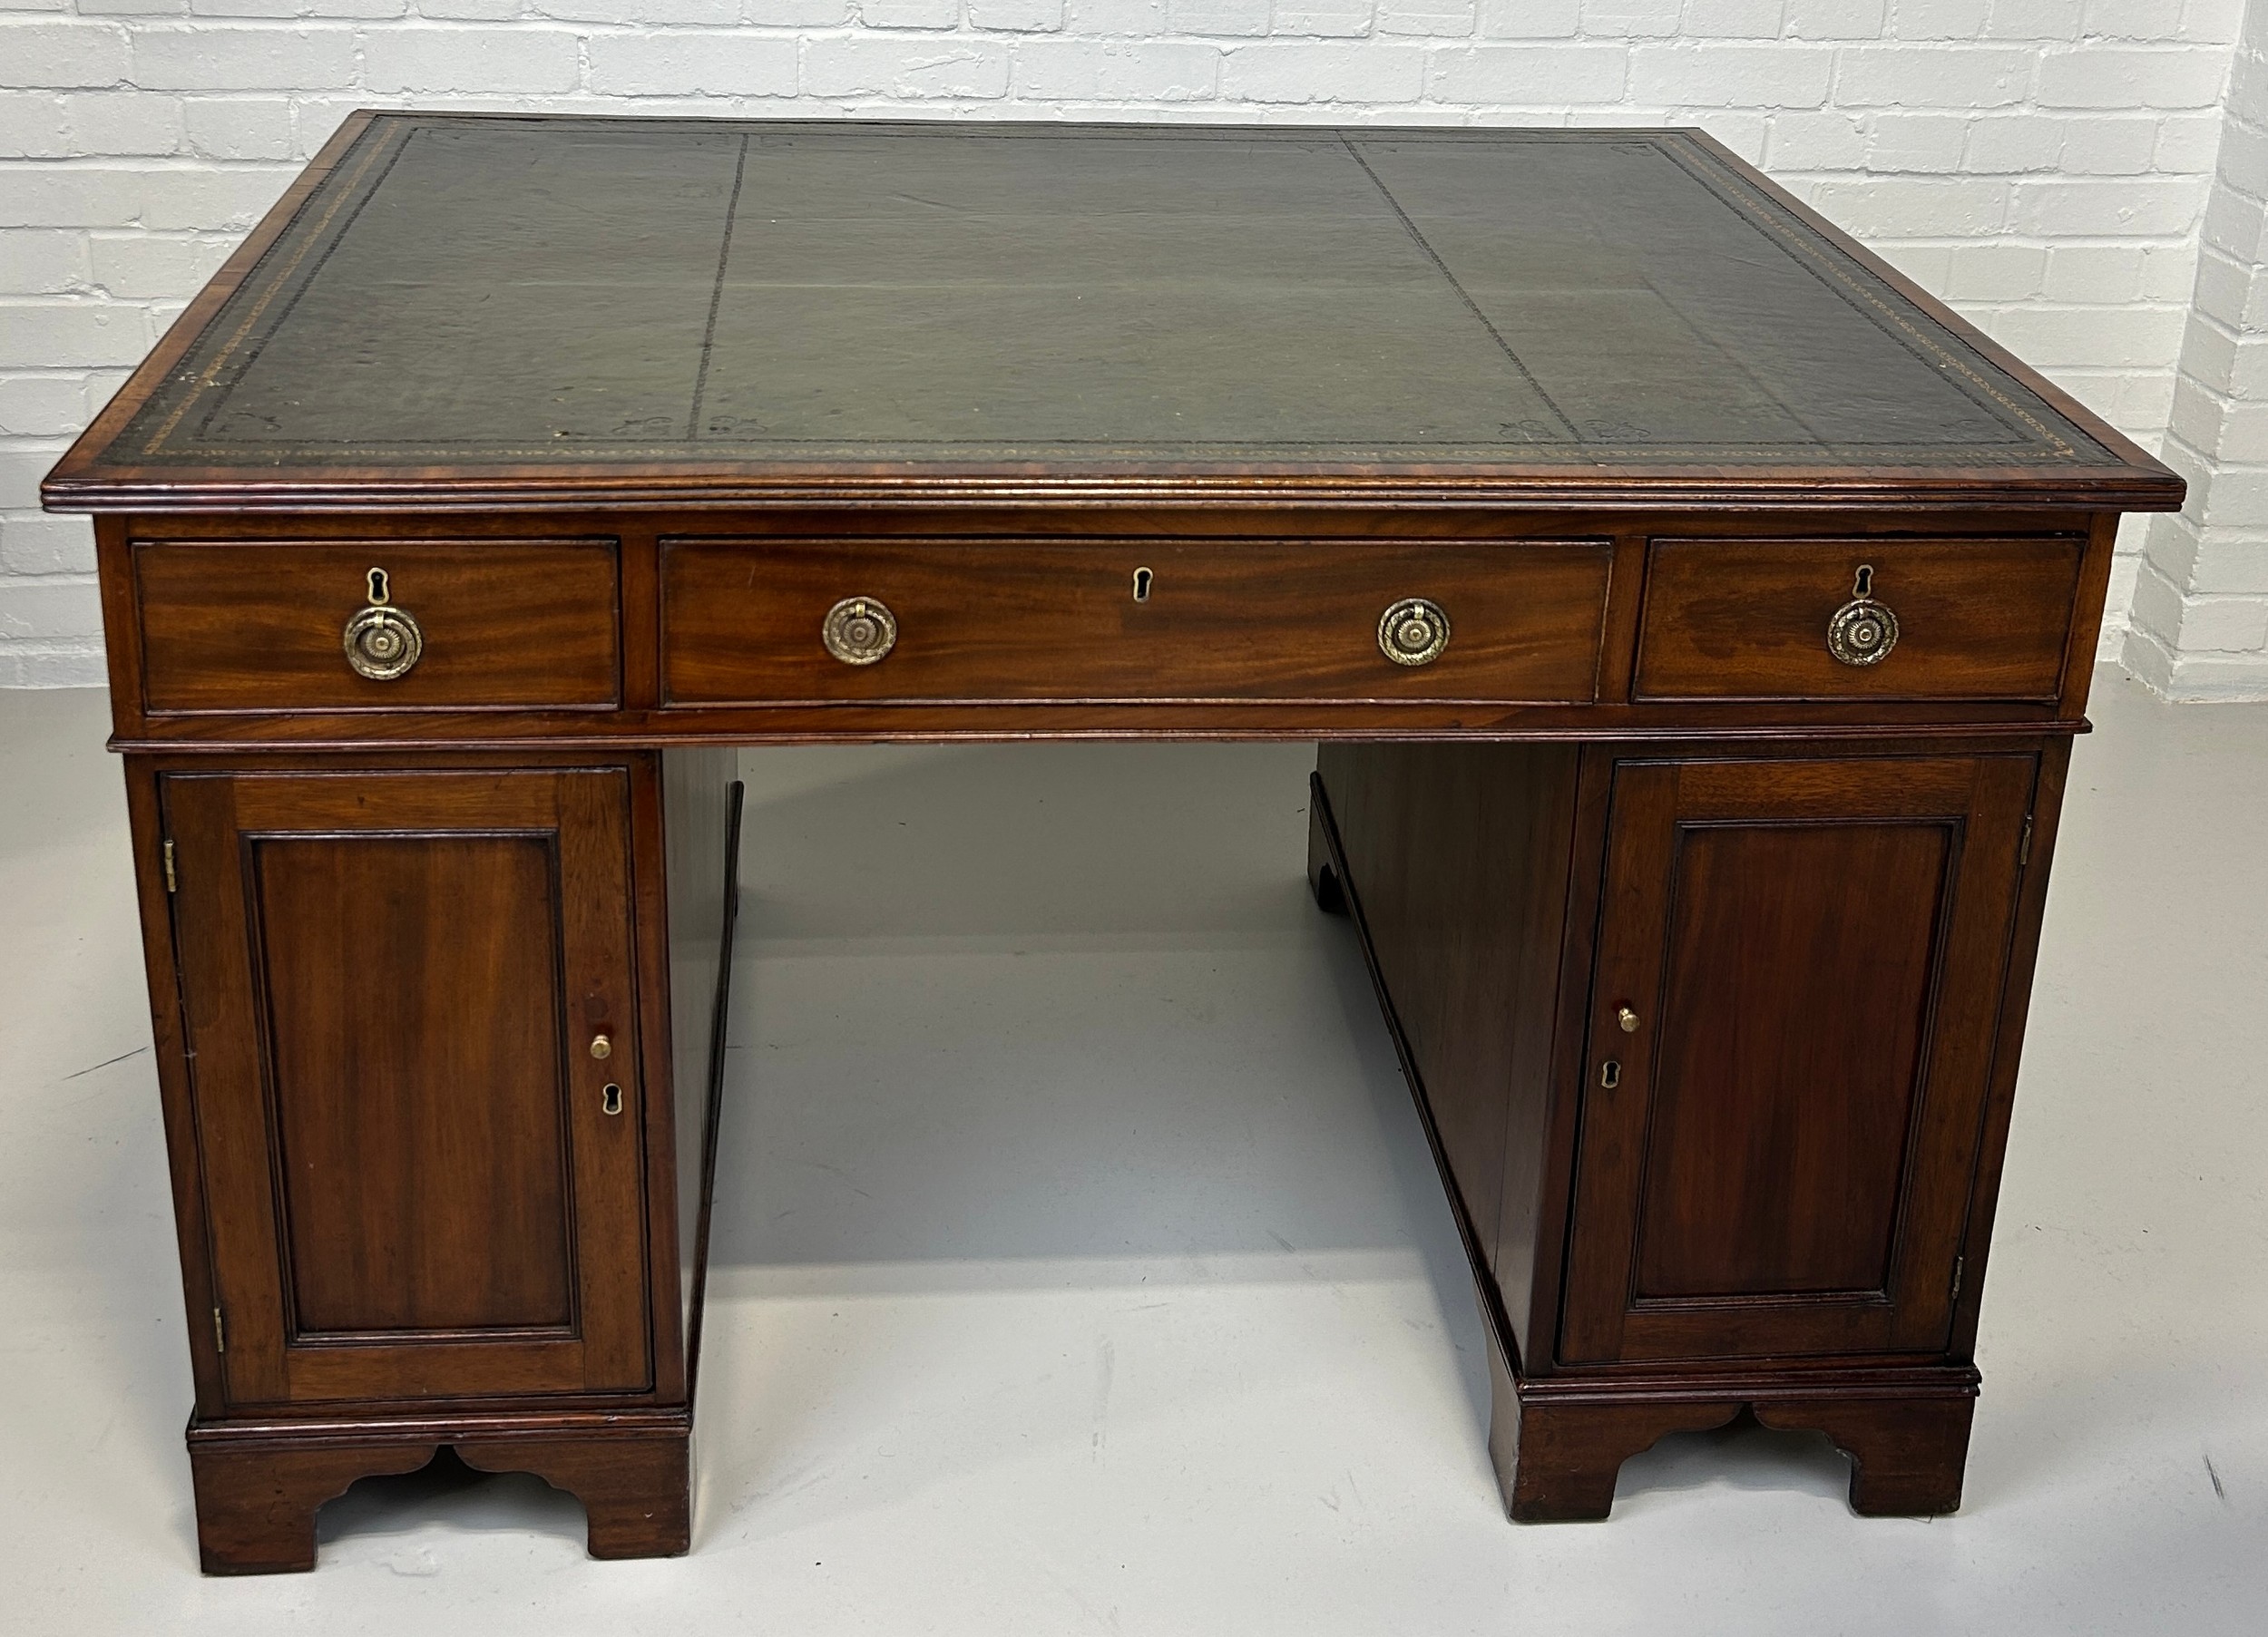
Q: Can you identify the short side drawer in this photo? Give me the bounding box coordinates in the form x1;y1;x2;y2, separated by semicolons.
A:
660;538;1611;706
134;540;621;714
1633;537;2084;703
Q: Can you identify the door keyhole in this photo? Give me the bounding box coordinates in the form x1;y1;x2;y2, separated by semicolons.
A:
601;1083;623;1116
1132;566;1153;602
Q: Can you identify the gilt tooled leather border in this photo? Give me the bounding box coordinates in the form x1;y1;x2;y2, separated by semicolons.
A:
112;116;2121;473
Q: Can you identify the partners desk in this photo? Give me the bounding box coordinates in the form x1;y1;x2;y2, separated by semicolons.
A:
44;115;2185;1574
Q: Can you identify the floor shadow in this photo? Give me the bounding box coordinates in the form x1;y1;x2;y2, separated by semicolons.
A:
1313;897;1497;1436
316;1447;587;1551
1613;1408;1855;1509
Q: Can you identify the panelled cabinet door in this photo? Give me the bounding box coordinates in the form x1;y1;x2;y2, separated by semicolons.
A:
161;768;651;1408
1559;752;2036;1366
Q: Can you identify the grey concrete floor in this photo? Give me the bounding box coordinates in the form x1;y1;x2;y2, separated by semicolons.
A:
1;675;2263;1634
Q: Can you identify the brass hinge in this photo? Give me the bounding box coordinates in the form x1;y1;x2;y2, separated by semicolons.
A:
162;840;177;893
2019;819;2033;868
211;1306;226;1354
1950;1254;1966;1305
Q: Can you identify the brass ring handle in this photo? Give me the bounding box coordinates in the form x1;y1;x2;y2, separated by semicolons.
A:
822;596;897;666
343;566;423;681
1378;598;1451;667
1826;564;1899;667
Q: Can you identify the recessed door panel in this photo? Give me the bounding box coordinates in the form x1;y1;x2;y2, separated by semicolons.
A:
254;833;576;1337
1633;820;1950;1301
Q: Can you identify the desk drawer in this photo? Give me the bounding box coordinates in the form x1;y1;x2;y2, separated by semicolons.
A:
134;541;621;713
661;539;1611;706
1633;538;2083;703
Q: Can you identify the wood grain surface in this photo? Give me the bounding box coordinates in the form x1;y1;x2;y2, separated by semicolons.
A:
159;765;652;1406
1559;750;2034;1365
134;539;621;713
662;537;1610;705
1634;536;2083;701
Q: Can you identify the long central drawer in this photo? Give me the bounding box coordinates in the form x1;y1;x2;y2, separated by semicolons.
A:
660;538;1611;706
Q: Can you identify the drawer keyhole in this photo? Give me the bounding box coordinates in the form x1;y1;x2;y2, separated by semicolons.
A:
1132;566;1153;603
1853;563;1874;597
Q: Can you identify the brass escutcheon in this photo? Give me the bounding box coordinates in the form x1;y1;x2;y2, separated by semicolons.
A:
342;565;423;681
1378;597;1451;667
822;596;898;665
1826;563;1899;667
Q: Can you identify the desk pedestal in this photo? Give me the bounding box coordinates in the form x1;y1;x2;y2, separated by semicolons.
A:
122;747;737;1574
123;722;2059;1567
1312;738;2058;1521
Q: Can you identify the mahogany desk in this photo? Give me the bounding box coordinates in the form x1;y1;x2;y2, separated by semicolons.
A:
44;114;2184;1574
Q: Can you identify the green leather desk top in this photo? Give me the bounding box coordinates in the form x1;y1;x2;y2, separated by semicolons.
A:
47;114;2179;511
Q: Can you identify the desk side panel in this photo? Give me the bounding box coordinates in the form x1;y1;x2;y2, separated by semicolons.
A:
662;746;738;1379
1316;741;1579;1369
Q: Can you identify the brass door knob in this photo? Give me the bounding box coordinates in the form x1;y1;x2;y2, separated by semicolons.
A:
343;566;422;681
1826;564;1899;667
1617;1006;1640;1033
589;1033;612;1060
823;597;897;665
1379;598;1451;667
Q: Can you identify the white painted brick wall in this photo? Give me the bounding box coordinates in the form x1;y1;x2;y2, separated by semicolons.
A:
2126;0;2268;694
0;1;2253;687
